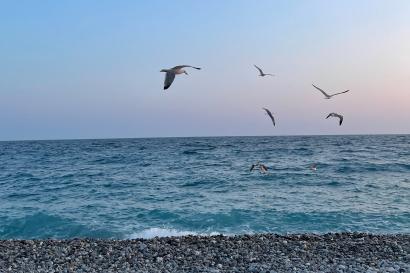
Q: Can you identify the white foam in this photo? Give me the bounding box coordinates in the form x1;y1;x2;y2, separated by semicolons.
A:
129;227;223;239
130;228;197;239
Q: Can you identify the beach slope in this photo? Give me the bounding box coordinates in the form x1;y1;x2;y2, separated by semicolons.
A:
0;233;409;273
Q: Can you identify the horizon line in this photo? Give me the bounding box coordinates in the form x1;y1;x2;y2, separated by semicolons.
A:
1;133;409;143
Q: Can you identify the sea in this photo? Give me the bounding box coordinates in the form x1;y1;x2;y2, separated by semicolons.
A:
0;135;409;239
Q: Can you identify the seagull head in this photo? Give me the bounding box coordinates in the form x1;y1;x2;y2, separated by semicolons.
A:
183;70;189;75
160;69;168;73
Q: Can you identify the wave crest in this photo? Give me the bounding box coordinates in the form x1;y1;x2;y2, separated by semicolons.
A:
129;228;197;239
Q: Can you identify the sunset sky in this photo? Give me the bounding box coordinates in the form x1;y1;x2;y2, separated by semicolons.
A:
1;0;409;140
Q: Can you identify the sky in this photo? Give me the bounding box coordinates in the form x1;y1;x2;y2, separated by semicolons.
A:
0;0;409;141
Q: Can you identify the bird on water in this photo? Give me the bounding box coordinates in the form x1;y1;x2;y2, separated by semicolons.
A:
250;162;269;173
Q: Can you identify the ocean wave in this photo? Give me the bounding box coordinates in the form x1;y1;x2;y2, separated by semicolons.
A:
181;179;217;187
129;228;197;239
1;135;409;239
181;145;217;155
129;227;223;239
182;150;199;155
181;143;217;149
91;155;126;164
337;163;410;173
6;192;39;199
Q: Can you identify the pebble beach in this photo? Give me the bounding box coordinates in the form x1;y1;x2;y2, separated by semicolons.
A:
1;233;408;273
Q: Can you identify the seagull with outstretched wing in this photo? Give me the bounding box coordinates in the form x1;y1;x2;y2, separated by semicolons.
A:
160;65;201;90
326;113;344;126
312;84;349;99
254;65;274;77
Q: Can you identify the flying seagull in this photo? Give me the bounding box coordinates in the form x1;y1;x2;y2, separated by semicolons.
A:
262;108;275;126
254;65;274;77
326;113;343;126
160;65;201;90
310;164;317;171
312;84;349;99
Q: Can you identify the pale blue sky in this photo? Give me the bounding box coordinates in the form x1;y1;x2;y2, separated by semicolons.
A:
1;0;409;140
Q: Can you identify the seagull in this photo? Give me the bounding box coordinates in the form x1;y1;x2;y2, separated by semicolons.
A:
254;65;274;77
160;65;201;90
262;108;275;126
310;164;317;171
326;113;343;126
250;162;268;173
312;84;349;99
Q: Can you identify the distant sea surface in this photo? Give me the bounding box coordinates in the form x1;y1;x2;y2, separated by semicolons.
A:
0;135;409;239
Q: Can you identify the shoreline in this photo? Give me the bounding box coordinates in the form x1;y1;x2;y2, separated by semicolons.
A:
1;233;408;273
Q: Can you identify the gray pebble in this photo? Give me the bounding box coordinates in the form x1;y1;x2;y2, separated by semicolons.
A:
0;233;408;273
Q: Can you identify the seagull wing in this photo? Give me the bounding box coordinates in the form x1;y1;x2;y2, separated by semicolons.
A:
330;90;350;97
312;84;330;98
173;65;201;70
250;164;255;172
338;115;344;125
326;113;333;119
271;115;275;126
260;164;268;172
254;65;264;76
262;108;275;126
164;72;176;90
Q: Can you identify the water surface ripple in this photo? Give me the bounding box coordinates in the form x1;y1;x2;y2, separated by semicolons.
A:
0;135;409;239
